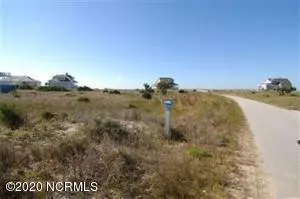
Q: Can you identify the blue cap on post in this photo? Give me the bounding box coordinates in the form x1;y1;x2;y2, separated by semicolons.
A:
164;100;174;111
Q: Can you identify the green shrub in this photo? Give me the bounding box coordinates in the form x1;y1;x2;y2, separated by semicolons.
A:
0;142;15;174
103;88;109;93
193;89;197;92
38;86;69;92
88;119;130;143
290;93;299;97
11;90;20;98
77;86;93;91
18;85;34;90
187;146;212;159
65;93;76;97
127;104;137;109
59;112;68;120
77;97;90;103
141;83;153;99
49;136;89;164
42;111;55;120
109;90;121;95
142;92;152;99
178;89;186;93
0;104;24;130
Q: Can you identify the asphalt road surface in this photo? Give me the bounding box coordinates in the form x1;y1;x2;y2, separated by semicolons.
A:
226;96;300;199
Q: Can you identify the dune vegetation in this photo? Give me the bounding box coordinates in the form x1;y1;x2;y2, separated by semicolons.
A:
0;90;255;199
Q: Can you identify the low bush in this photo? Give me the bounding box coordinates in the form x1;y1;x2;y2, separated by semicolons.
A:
109;90;121;95
141;83;153;99
103;88;109;93
290;93;300;97
48;135;89;164
77;86;93;91
59;112;68;120
11;90;20;98
42;111;55;120
178;89;186;93
65;93;76;97
142;92;152;99
187;146;212;159
0;142;15;174
127;104;137;109
77;97;90;103
38;86;69;92
87;119;133;144
18;85;34;90
0;104;24;130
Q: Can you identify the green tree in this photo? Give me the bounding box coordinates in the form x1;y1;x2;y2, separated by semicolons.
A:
156;81;178;95
275;82;294;95
143;83;154;93
141;83;154;99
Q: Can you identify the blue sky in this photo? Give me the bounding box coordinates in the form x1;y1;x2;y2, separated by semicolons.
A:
0;0;299;89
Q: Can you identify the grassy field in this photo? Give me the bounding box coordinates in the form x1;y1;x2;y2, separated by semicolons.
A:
216;90;300;110
0;90;254;199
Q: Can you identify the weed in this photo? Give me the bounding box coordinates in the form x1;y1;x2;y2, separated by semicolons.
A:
38;86;69;92
142;92;152;99
42;111;55;120
77;97;90;103
87;119;131;144
65;93;76;97
59;112;68;120
187;146;212;159
109;90;121;95
290;92;299;97
123;109;141;121
170;128;187;142
12;90;20;98
77;86;93;91
18;85;34;90
103;88;109;93
48;135;89;164
0;142;15;174
0;104;24;130
127;104;137;109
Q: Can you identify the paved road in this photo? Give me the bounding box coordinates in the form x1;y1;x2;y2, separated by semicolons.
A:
226;96;300;199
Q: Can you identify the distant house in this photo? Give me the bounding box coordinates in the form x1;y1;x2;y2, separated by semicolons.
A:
46;73;78;90
0;74;16;93
258;77;293;91
0;72;41;89
153;77;179;89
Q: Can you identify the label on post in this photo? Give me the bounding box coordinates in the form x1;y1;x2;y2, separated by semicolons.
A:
164;100;174;111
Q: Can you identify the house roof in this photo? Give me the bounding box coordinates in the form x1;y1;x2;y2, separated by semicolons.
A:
0;76;40;83
53;74;69;80
9;76;41;83
270;78;291;85
0;72;11;77
51;74;78;83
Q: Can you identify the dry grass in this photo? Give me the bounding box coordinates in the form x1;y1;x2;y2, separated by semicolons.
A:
0;90;252;199
217;90;300;110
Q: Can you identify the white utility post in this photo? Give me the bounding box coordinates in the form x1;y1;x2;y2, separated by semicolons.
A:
163;99;174;138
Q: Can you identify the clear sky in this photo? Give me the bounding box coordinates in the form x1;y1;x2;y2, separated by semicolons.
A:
0;0;299;89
